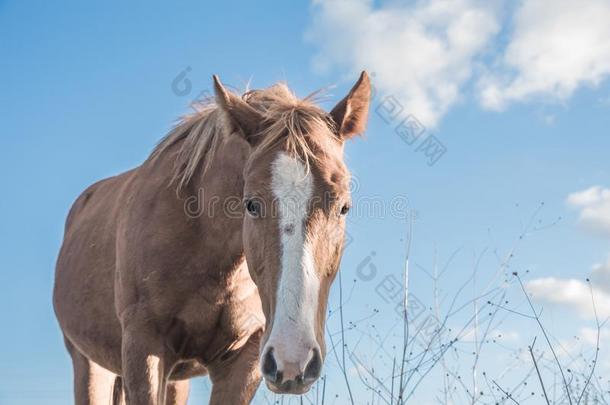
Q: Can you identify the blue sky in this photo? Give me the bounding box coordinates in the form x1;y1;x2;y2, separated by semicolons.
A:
2;0;610;404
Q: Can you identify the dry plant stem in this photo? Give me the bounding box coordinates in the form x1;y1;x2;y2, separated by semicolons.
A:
350;356;394;405
575;282;603;405
516;273;573;405
397;214;413;404
492;380;520;405
401;286;501;398
403;297;497;402
338;269;355;405
390;357;396;405
528;337;551;405
431;250;453;405
467;249;492;404
471;252;479;405
321;375;326;405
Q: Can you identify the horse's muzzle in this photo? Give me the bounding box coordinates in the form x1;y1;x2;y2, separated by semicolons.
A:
261;346;322;394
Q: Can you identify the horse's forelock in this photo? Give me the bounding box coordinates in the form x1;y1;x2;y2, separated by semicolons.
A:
149;82;338;192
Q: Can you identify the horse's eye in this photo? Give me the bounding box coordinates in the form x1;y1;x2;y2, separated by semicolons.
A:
340;203;351;216
245;199;262;217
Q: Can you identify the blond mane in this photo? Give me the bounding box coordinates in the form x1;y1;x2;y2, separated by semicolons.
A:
150;83;337;191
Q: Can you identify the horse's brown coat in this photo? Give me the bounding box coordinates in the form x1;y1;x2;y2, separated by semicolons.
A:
53;72;370;404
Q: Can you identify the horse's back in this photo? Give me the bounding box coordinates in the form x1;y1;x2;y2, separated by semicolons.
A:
54;168;137;373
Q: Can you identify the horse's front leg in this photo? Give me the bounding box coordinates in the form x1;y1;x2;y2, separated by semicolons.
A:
208;330;263;405
121;320;174;405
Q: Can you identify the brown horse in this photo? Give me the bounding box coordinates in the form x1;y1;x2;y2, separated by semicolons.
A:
53;72;370;404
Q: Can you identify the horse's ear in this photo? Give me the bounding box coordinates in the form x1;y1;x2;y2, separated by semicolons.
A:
213;75;263;145
330;71;371;140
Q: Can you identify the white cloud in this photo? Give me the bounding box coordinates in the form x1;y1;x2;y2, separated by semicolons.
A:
554;327;610;374
307;0;610;125
306;0;501;127
479;0;610;110
529;187;610;321
525;277;610;320
591;258;610;293
576;327;610;372
579;326;610;346
567;186;610;238
567;186;610;206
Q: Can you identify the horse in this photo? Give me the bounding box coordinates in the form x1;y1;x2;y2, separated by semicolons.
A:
53;71;371;404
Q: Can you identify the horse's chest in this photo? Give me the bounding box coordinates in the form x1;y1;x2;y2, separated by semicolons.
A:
169;278;263;363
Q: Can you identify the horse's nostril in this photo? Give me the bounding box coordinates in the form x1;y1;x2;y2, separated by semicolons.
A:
262;348;278;381
304;348;322;381
295;373;304;384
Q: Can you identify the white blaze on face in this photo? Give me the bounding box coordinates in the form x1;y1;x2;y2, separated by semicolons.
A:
267;152;319;362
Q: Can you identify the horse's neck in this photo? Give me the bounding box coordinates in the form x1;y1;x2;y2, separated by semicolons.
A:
191;133;251;260
140;128;252;272
198;133;250;207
